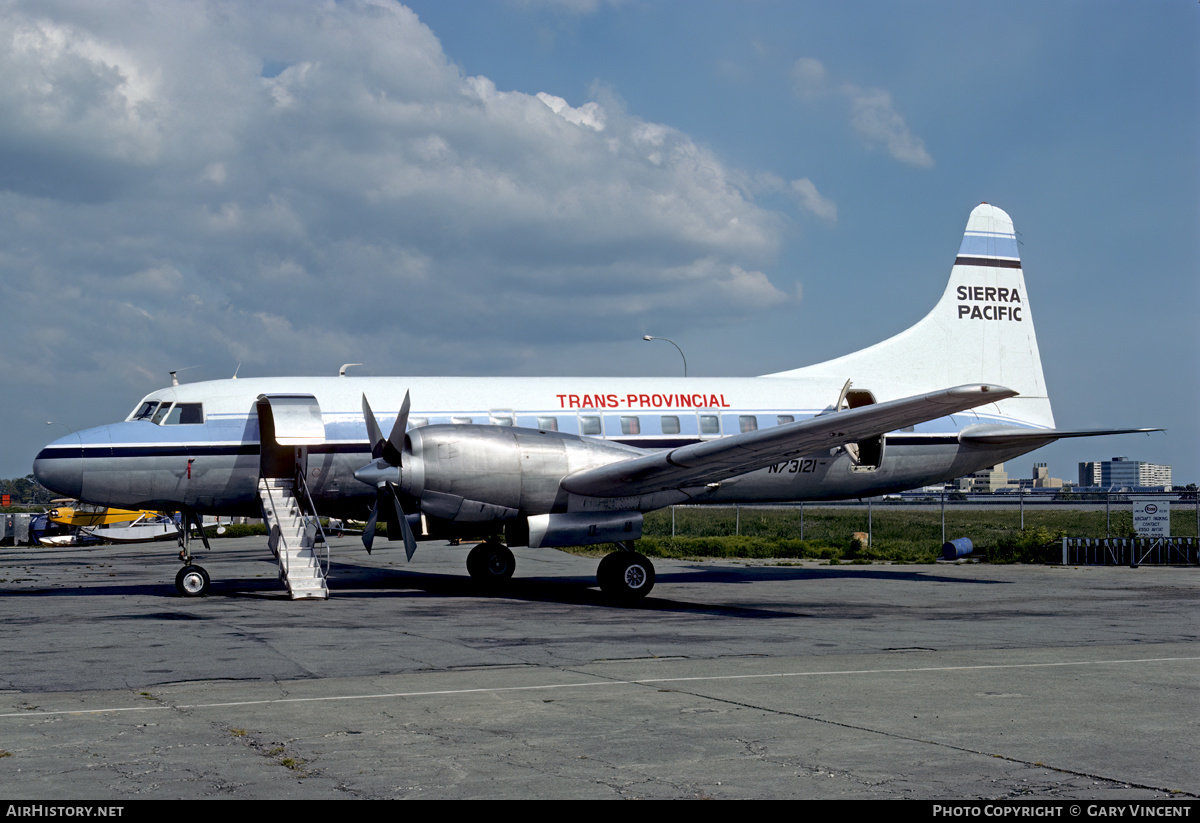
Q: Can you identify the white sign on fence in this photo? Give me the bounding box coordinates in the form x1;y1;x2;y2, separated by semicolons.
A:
1133;499;1170;537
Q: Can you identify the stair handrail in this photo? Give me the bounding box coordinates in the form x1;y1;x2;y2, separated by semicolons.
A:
258;470;292;580
295;466;331;582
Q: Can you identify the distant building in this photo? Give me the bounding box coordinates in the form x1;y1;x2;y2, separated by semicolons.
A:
1079;461;1102;487
952;463;1017;493
1078;457;1172;489
1024;462;1063;489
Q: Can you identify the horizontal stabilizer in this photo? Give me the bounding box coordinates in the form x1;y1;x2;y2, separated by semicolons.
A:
562;384;1017;498
958;425;1164;447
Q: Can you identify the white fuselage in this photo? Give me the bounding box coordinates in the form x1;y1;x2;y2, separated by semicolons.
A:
33;373;1041;519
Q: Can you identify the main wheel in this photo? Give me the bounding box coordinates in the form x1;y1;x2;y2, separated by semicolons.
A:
598;552;655;601
466;542;516;584
175;564;210;597
596;551;624;591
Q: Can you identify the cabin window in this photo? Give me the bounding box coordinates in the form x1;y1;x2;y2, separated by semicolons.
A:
162;403;204;425
700;415;720;435
451;416;472;425
409;417;428;428
739;415;758;433
580;416;601;436
620;416;641;435
661;415;680;435
490;414;515;426
777;415;794;426
537;416;559;431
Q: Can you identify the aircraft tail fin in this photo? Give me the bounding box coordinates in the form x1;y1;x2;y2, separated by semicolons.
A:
765;203;1055;429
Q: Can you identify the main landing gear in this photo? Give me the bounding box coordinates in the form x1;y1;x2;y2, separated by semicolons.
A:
597;542;655;602
466;537;516;586
463;537;655;601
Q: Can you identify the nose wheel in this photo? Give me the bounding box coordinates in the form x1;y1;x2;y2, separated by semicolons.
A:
175;564;211;597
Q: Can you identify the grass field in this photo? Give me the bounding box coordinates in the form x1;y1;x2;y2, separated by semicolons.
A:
619;504;1200;564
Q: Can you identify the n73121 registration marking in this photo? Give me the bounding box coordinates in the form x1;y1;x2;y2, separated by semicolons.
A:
768;459;820;474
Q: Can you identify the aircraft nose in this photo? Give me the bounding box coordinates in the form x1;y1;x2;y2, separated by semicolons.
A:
33;433;84;500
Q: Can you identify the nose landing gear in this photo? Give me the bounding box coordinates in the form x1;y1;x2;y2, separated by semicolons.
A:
174;509;212;597
175;564;211;597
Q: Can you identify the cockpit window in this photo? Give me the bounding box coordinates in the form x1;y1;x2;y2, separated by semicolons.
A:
132;402;159;421
163;403;204;425
129;399;203;424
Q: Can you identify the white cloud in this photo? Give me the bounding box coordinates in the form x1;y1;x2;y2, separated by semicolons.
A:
790;57;933;169
0;0;802;469
536;92;606;131
846;88;934;169
790;57;827;99
745;172;837;223
790;178;837;222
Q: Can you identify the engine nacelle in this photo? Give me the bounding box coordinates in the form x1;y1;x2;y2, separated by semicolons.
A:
524;511;643;548
400;425;644;523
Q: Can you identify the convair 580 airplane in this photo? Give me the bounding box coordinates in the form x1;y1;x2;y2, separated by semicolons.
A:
33;204;1155;601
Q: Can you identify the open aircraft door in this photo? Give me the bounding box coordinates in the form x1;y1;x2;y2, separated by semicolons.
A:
255;394;326;480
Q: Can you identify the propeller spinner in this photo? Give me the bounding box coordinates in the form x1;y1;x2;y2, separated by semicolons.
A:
355;392;418;559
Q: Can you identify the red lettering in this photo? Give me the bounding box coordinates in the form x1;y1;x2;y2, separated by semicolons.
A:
568;394;581;409
556;394;567;408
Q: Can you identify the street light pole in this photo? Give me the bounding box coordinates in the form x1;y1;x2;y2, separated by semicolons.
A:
642;335;687;377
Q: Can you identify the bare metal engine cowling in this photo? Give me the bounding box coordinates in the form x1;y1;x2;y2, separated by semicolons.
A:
398;425;646;544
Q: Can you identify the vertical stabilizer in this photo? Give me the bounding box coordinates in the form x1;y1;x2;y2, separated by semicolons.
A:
765;203;1054;429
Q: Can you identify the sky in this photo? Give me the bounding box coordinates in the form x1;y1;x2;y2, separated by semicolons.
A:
1;0;1196;485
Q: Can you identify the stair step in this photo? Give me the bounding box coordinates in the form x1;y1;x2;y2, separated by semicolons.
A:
259;476;329;600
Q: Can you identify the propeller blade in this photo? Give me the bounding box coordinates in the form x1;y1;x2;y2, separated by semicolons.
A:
362;395;386;460
379;481;418;561
382;391;410;468
362;499;379;554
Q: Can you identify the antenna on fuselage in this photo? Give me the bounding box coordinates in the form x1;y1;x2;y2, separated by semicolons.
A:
169;366;200;386
339;363;363;376
232;363;241;380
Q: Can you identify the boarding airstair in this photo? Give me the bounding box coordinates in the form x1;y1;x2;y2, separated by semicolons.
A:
258;475;330;600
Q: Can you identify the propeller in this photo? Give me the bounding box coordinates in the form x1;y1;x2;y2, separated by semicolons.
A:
355;392;418;560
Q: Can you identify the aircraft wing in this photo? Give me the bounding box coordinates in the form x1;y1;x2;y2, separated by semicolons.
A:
957;425;1163;447
560;384;1017;498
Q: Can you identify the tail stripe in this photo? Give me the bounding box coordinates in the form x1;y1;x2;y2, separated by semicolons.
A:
954;256;1022;269
957;231;1020;260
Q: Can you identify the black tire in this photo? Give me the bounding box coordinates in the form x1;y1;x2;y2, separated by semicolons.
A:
598;552;655;601
467;542;515;584
596;551;624;591
175;564;210;597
